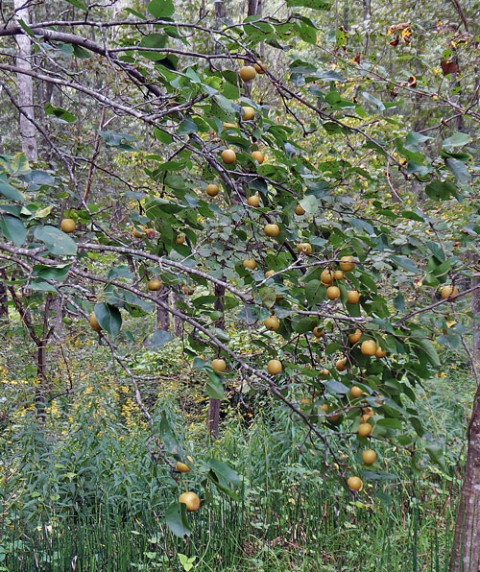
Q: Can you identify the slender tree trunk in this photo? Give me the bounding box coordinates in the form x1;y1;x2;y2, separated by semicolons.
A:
0;270;8;321
14;0;37;162
172;291;183;337
449;274;480;571
156;286;170;331
208;284;225;437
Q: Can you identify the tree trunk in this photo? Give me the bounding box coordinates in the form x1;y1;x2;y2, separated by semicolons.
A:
0;270;8;321
449;273;480;571
156;286;170;331
208;284;225;438
14;0;38;162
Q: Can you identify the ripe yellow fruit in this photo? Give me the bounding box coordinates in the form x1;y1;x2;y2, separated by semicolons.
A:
348;329;362;344
320;269;334;285
182;285;195;295
60;218;75;233
264;315;280;331
147;279;162;291
294;204;305;215
254;61;266;74
264;223;280;237
89;312;101;333
313;326;324;338
239;65;257;81
265;269;275;278
297;243;312;255
347;290;360;304
176;233;186;245
361;407;374;421
375;346;387;358
326;286;341;300
339;255;356;271
319;368;330;377
251;150;265;163
176;461;190;473
243;106;255;120
358;422;373;437
334;270;344;281
347;476;363;492
222;122;237;129
361;340;377;356
350;386;364;399
335;357;348;371
440;285;459;299
362;449;377;465
243;258;257;270
211;358;227;373
179;491;201;512
221;149;236;164
267;359;283;375
319;404;329;413
206;184;220;197
132;226;144;238
247;194;260;207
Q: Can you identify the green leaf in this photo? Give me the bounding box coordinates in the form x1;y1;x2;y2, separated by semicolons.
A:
0;178;24;202
64;0;88;9
166;502;191;538
148;0;175;18
425;180;458;200
34;225;77;256
445;157;471;187
442;132;471;150
376;418;403;430
412;338;440;368
209;459;240;487
287;0;330;8
144;329;173;349
325;380;349;395
0;214;26;245
33;264;71;281
94;302;122;336
44;103;76;123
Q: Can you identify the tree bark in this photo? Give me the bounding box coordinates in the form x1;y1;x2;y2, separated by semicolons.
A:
156;286;170;331
449;273;480;571
208;284;225;438
14;0;37;162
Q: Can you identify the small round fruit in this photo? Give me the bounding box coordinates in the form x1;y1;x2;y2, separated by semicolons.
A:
348;329;362;344
294;204;305;216
147;279;162;291
242;106;255;121
347;476;363;492
254;61;266;74
239;65;257;82
264;315;280;331
319;368;330;377
243;258;257;270
313;326;324;338
267;359;282;375
182;285;195;295
297;243;312;255
221;149;236;164
333;270;344;281
179;491;201;512
336;358;348;371
327;411;341;423
361;340;377;356
206;184;220;197
440;285;459;299
320;269;334;285
339;255;356;272
362;449;377;465
89;312;101;333
176;461;190;473
264;223;280;237
247;194;260;207
350;386;364;399
361;407;374;423
326;286;341;300
347;290;360;304
358;422;373;437
375;346;387;358
211;358;227;373
60;218;75;233
319;403;329;413
176;233;186;245
265;269;275;278
251;150;265;164
132;226;144;238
